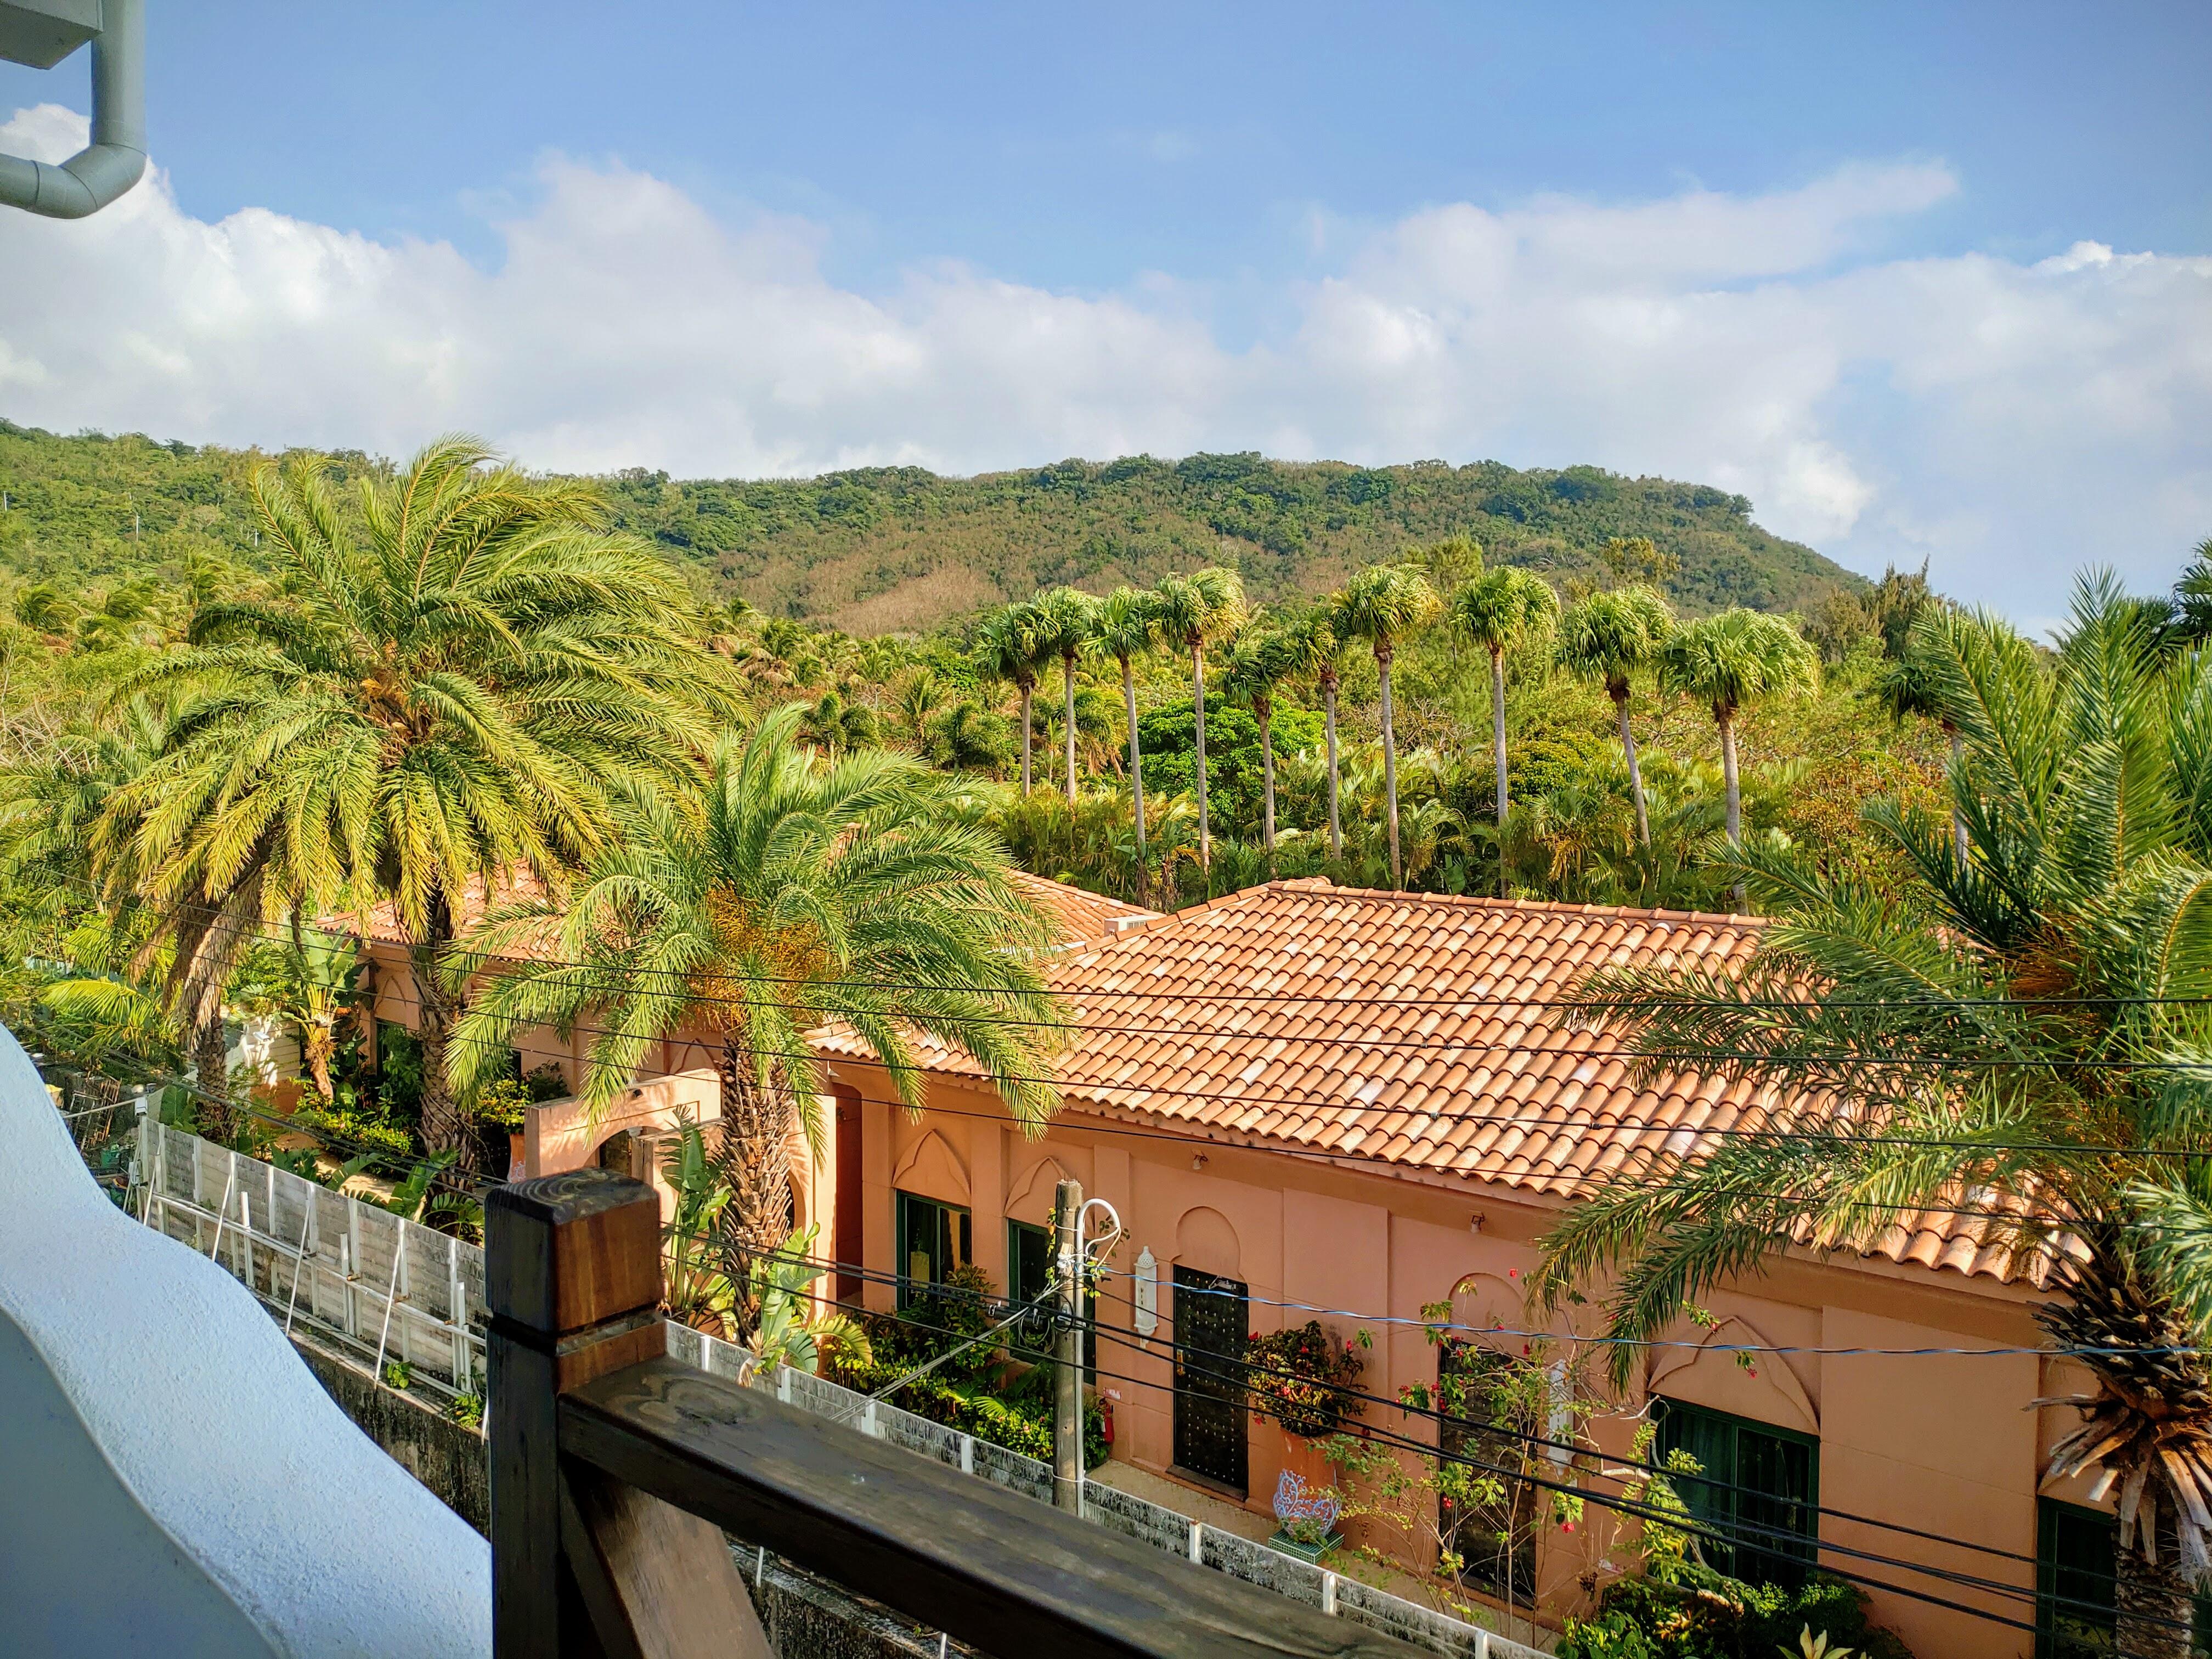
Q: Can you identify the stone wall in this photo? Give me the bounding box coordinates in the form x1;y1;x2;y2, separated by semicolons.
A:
292;1331;491;1536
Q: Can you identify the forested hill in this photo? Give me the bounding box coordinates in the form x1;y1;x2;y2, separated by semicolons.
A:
0;421;1866;632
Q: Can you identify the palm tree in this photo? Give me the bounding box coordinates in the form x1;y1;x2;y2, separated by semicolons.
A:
1031;587;1099;806
105;436;717;1171
1556;585;1674;849
1223;622;1296;859
1536;581;2212;1658
890;668;947;750
1152;568;1246;873
794;686;877;758
449;705;1065;1272
974;602;1049;797
1451;565;1559;895
1331;565;1441;889
1869;607;1969;860
1280;614;1346;859
1090;586;1163;892
1657;607;1818;905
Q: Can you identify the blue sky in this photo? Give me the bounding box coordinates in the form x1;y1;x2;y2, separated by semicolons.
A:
2;1;2208;614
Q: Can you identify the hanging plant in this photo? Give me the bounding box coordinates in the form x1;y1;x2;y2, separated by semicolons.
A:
1246;1319;1369;1439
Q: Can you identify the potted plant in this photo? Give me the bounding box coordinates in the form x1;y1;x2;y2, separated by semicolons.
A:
472;1076;532;1176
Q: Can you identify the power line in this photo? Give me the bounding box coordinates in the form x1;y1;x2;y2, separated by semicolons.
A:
788;1276;2132;1643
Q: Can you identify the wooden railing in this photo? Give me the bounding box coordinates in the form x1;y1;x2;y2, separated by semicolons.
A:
488;1169;1427;1659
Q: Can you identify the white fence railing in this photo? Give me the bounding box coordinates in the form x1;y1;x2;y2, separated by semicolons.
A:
127;1118;1543;1658
137;1113;485;1402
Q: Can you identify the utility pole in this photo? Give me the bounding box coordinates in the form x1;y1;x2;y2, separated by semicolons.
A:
1053;1177;1084;1513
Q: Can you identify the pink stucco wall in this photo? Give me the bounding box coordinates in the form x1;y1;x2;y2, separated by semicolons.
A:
830;1058;2062;1657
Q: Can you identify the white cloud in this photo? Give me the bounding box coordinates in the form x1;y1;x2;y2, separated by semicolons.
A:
2;104;2207;613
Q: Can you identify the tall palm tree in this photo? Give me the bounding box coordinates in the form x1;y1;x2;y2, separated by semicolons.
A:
450;706;1066;1270
1153;568;1246;873
1280;613;1346;859
1222;622;1296;859
1536;582;2212;1658
1331;565;1441;890
1658;607;1818;905
1450;565;1559;895
1869;607;1971;860
1556;585;1674;849
1031;587;1099;806
974;601;1049;797
105;436;717;1171
1090;586;1163;893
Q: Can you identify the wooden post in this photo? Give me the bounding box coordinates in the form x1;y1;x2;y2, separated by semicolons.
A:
488;1168;771;1659
1054;1177;1083;1513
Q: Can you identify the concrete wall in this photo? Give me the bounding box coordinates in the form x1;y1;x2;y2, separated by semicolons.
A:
293;1333;491;1537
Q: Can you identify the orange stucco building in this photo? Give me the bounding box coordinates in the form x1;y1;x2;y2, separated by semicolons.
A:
357;874;2105;1656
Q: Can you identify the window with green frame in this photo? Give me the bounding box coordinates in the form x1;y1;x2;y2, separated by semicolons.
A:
2036;1499;2117;1658
1008;1218;1094;1372
895;1192;970;1310
1653;1399;1819;1588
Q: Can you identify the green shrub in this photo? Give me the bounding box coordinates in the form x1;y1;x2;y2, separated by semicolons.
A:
471;1076;531;1132
1564;1567;1914;1659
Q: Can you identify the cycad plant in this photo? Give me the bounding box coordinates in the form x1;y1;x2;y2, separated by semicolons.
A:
974;601;1050;797
1090;587;1163;893
1536;578;2212;1658
1153;568;1246;872
1450;565;1559;895
103;437;716;1169
1331;565;1442;889
1031;588;1099;806
449;705;1066;1279
1556;585;1674;849
1657;607;1818;904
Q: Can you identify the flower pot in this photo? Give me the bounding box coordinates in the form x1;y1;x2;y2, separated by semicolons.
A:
507;1131;526;1181
1267;1526;1342;1564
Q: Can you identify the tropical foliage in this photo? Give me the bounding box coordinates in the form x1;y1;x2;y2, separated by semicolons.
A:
1534;578;2212;1654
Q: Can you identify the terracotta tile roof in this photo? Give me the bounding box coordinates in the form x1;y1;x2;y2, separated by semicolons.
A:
1008;872;1158;944
347;870;552;949
814;877;2039;1288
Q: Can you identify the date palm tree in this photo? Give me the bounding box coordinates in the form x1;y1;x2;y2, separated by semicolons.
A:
1090;586;1163;893
974;601;1049;797
1223;622;1297;859
1451;565;1559;895
450;704;1065;1271
1031;587;1099;806
1280;613;1346;859
1331;565;1441;889
104;436;718;1171
1153;568;1246;873
1657;607;1818;905
1536;580;2212;1659
1557;585;1674;849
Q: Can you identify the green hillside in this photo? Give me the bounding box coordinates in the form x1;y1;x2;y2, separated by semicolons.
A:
0;420;1867;631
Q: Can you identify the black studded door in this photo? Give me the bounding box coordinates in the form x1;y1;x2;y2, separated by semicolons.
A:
1171;1266;1249;1493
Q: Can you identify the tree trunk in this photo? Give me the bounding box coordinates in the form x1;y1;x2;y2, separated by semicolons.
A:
1378;642;1402;890
191;1014;235;1143
2116;1526;2194;1659
1615;686;1650;848
1947;726;1967;862
1019;682;1034;795
1124;655;1146;904
413;895;480;1176
304;1020;336;1101
712;1033;799;1342
1256;691;1276;860
1063;653;1079;806
1491;644;1509;898
1192;640;1211;873
1322;671;1342;859
1719;706;1743;909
